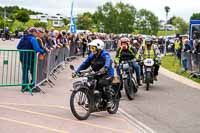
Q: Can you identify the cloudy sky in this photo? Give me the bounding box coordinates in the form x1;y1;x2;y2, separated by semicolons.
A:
0;0;199;21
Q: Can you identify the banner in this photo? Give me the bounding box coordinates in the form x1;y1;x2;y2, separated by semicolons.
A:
70;0;76;33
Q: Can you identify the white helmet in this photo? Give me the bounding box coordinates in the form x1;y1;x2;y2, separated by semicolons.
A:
88;39;104;50
133;40;138;44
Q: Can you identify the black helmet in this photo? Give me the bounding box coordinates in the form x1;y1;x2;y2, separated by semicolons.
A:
145;38;153;45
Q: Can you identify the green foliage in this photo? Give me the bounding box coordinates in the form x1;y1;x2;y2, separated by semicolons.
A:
190;12;200;20
77;12;93;30
0;6;42;19
15;10;30;23
157;30;176;36
34;22;47;29
168;16;176;24
47;20;53;30
136;9;159;35
62;18;70;26
10;20;26;32
25;19;39;28
93;2;137;33
171;17;188;34
161;55;200;83
0;18;4;29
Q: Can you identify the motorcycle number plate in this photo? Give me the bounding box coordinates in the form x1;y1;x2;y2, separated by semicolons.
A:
146;68;151;72
122;74;128;78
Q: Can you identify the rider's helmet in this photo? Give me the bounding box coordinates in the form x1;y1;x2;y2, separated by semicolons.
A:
133;39;138;44
88;39;104;54
120;37;130;50
145;38;153;46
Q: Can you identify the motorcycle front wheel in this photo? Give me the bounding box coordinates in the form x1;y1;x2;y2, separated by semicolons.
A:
70;88;91;120
124;79;134;100
145;72;151;91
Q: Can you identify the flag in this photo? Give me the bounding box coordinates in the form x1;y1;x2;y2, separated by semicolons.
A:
70;0;76;33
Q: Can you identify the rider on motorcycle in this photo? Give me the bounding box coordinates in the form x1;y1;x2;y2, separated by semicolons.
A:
74;39;115;108
115;37;142;86
137;38;161;81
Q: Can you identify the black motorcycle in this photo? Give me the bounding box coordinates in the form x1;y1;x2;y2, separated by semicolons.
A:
69;65;120;120
119;60;138;100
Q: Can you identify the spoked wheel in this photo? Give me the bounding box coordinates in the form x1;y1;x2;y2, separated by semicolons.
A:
107;98;119;114
124;79;134;100
70;88;91;120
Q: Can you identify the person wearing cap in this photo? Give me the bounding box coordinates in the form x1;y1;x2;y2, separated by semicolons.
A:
36;27;50;53
17;27;44;93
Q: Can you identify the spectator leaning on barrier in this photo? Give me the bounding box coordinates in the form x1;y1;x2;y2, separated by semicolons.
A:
37;28;50;53
17;27;44;93
182;39;191;71
43;30;54;50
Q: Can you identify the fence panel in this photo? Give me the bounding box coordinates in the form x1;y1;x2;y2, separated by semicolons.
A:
36;53;48;86
0;49;37;92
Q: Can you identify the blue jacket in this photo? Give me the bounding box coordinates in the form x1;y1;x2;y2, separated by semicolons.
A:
76;49;114;77
17;34;44;54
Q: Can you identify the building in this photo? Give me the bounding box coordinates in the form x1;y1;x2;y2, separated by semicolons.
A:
30;14;65;27
159;20;176;31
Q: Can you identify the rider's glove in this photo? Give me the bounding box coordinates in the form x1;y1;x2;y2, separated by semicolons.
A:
157;58;161;65
99;67;108;74
72;71;80;78
72;72;77;78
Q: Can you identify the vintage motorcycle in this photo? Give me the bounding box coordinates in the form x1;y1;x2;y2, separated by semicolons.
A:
119;60;138;100
69;65;120;120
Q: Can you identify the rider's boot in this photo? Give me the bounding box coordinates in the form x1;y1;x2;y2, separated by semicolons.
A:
137;78;142;86
154;75;158;81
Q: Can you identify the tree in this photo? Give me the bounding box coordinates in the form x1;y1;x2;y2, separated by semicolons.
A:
0;18;4;29
167;16;176;24
171;17;188;34
62;18;70;26
93;2;137;33
136;9;159;35
15;10;30;23
190;12;200;20
34;22;47;29
77;12;93;30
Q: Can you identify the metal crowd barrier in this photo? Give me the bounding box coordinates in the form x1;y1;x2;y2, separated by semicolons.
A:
104;40;116;51
181;51;200;78
0;49;37;95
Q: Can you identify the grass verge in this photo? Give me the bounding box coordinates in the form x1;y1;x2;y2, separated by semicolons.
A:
161;54;200;83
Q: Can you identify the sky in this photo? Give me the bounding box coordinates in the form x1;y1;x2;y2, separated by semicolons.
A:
0;0;199;22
